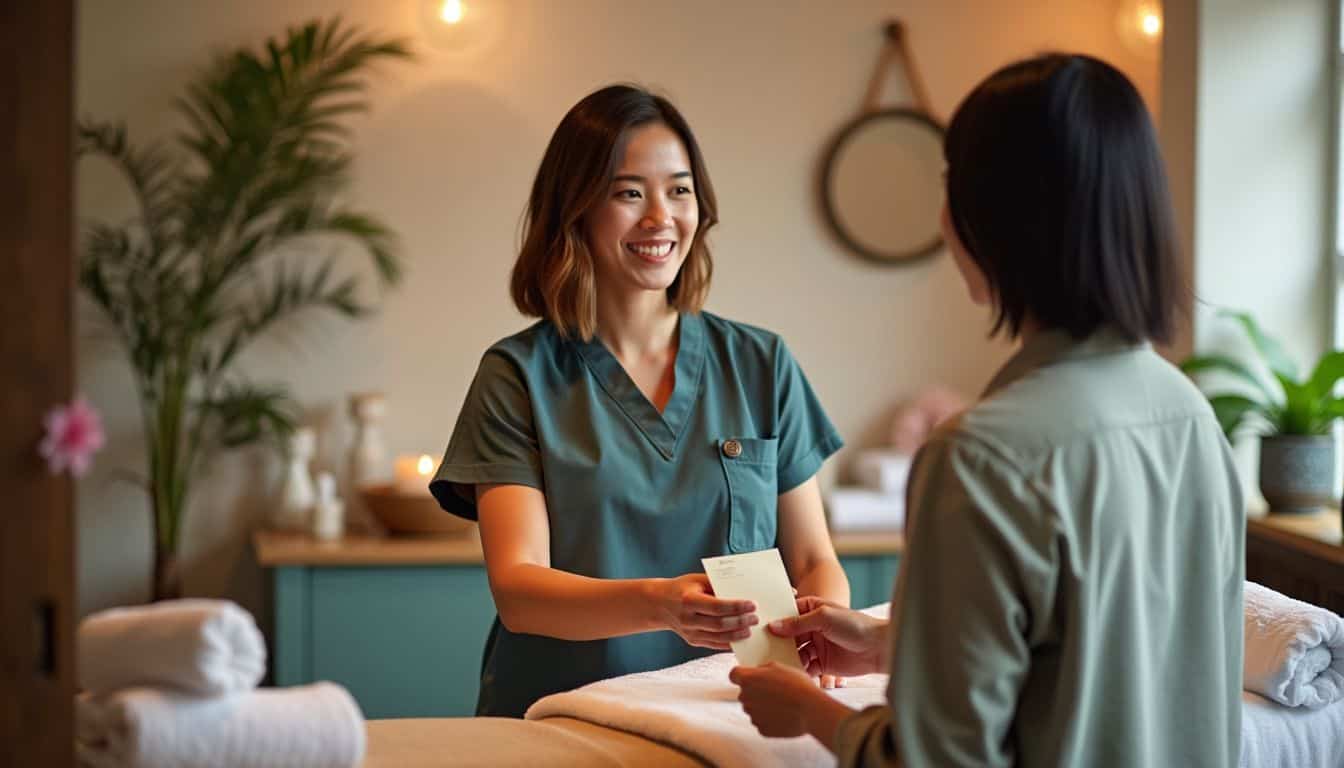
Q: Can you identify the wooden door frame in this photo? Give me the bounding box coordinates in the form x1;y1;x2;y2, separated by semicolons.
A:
1;2;76;767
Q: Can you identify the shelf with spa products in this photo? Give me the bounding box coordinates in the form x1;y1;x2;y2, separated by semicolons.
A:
1246;509;1344;616
253;529;901;718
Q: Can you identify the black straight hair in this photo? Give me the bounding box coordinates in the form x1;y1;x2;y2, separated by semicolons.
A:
944;53;1184;343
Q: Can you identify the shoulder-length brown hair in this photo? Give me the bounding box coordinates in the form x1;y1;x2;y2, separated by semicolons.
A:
510;84;719;340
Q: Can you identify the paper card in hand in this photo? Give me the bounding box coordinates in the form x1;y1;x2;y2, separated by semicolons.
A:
701;548;803;669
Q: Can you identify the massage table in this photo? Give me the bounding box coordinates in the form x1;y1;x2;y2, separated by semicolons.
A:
363;699;1344;768
363;716;704;767
361;684;1344;768
360;599;1344;768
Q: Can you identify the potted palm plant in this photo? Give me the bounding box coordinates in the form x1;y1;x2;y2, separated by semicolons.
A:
78;19;411;599
1181;311;1344;514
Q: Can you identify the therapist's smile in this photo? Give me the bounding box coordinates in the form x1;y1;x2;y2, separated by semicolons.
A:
625;238;676;263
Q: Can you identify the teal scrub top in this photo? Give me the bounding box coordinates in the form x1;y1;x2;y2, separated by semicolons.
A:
430;310;843;717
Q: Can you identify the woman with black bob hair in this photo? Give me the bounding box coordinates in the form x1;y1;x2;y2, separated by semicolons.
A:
944;51;1182;343
731;54;1245;768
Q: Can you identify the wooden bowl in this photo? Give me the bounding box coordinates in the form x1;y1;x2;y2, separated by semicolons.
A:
359;483;475;537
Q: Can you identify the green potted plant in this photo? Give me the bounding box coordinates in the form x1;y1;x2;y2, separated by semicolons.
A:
78;19;411;599
1181;311;1344;514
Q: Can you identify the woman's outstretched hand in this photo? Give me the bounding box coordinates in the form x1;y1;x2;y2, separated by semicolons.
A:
730;662;854;746
769;596;889;678
650;573;757;650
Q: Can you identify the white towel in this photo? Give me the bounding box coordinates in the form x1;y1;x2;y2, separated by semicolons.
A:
78;599;266;696
526;604;892;768
852;451;914;496
75;682;366;768
1239;691;1344;768
826;487;905;532
528;653;887;767
1244;581;1344;708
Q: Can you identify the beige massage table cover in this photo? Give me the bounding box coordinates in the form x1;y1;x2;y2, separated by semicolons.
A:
363;716;706;767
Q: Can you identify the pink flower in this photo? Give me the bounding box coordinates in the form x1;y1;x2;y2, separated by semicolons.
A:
39;397;105;477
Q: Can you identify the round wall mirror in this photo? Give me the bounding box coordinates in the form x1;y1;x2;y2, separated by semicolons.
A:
820;108;945;264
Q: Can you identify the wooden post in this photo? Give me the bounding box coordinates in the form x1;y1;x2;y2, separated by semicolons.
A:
0;2;76;766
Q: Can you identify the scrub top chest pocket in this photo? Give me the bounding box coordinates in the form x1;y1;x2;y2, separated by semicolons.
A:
718;437;780;553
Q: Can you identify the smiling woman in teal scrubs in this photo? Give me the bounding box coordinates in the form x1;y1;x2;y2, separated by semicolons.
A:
429;84;850;718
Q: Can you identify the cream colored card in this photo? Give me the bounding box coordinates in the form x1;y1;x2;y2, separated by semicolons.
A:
701;548;803;669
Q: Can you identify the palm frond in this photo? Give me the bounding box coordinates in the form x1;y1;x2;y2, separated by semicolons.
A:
240;153;351;225
211;200;400;310
251;256;366;322
206;256;366;375
76;119;180;258
75;17;409;571
79;221;182;386
79;222;134;326
321;211;399;284
174;17;411;264
198;380;299;449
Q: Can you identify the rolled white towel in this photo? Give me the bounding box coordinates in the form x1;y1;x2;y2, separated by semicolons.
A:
1244;581;1344;708
78;599;265;696
75;681;366;768
852;450;914;496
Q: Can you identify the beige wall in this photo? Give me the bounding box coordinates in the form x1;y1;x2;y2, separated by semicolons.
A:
75;0;1160;617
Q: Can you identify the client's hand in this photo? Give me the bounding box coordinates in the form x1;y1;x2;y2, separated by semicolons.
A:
769;596;888;678
730;663;853;745
649;574;757;650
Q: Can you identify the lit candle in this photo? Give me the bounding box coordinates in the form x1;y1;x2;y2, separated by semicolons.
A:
393;454;437;496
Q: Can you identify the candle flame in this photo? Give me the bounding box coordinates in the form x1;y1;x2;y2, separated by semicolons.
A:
439;0;464;24
417;455;434;475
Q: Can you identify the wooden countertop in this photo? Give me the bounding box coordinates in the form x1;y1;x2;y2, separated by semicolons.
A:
831;530;906;556
253;529;904;567
254;530;486;566
1247;509;1344;566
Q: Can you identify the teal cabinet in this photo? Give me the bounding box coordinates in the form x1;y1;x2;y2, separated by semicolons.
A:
840;554;901;609
271;564;495;718
267;550;898;718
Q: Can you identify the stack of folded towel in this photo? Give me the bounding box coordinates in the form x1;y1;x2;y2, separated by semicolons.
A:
75;599;365;768
826;452;911;532
1243;581;1344;709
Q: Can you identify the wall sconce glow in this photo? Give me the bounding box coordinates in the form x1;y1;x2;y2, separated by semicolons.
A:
417;454;434;475
438;0;464;25
1140;11;1162;38
417;0;502;55
1116;0;1163;58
